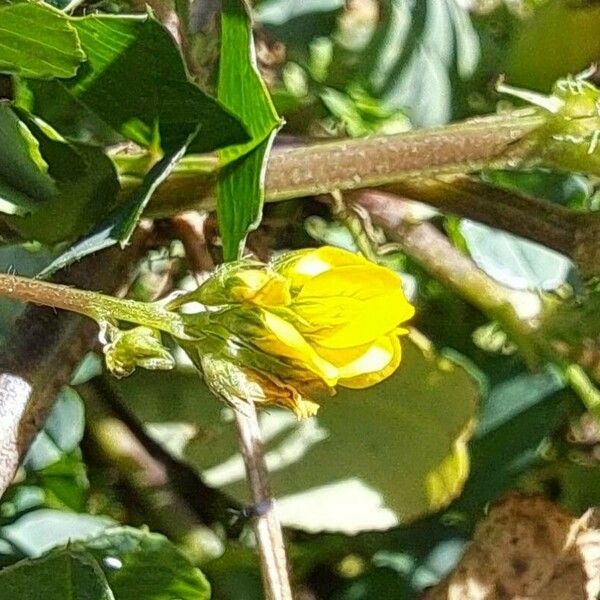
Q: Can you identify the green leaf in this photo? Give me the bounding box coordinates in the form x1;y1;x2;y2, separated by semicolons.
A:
115;339;479;533
39;133;195;275
0;104;54;216
365;0;480;127
256;0;343;44
0;527;210;600
217;137;277;261
0;509;113;557
25;14;247;152
0;3;85;79
75;527;211;600
256;0;344;26
5;386;89;513
481;169;592;208
217;0;281;261
25;388;85;472
0;108;120;245
0;550;114;600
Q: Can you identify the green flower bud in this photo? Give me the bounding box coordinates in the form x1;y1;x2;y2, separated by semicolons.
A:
103;325;175;378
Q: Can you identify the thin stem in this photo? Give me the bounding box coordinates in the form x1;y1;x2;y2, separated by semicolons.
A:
0;274;186;338
565;364;600;423
233;403;292;600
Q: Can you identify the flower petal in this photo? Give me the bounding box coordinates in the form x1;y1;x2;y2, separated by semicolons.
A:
272;246;369;291
293;265;414;348
230;269;291;306
338;334;402;389
260;310;339;385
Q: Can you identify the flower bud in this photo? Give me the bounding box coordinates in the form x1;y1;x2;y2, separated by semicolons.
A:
103;325;175;378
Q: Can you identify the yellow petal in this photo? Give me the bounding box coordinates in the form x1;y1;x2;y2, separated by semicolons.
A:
338;335;403;389
230;269;291;306
312;339;376;369
272;246;369;291
293;265;414;348
258;310;339;385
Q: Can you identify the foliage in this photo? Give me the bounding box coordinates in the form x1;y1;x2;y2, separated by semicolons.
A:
1;0;600;599
0;527;210;600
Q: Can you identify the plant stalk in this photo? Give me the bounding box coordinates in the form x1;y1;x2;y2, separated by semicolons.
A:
0;273;186;338
124;109;545;218
233;402;292;600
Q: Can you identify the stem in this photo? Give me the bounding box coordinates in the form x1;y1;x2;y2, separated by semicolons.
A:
120;109;600;276
233;403;292;600
565;364;600;423
386;175;578;258
136;110;545;218
0;274;186;338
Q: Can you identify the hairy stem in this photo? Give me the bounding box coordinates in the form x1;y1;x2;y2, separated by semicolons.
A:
0;273;186;338
116;109;600;275
130;109;545;218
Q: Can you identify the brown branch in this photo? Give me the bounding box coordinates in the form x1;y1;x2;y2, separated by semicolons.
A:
0;226;151;496
385;175;578;259
143;110;545;219
170;211;216;277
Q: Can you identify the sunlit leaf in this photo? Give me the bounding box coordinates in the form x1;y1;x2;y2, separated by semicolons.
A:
0;3;85;79
78;527;211;600
1;510;113;558
217;0;282;260
365;0;480;126
24;14;246;152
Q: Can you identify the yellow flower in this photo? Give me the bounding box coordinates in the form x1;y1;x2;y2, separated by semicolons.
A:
176;246;414;417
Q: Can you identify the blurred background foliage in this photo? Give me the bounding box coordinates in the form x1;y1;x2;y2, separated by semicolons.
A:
1;0;600;598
